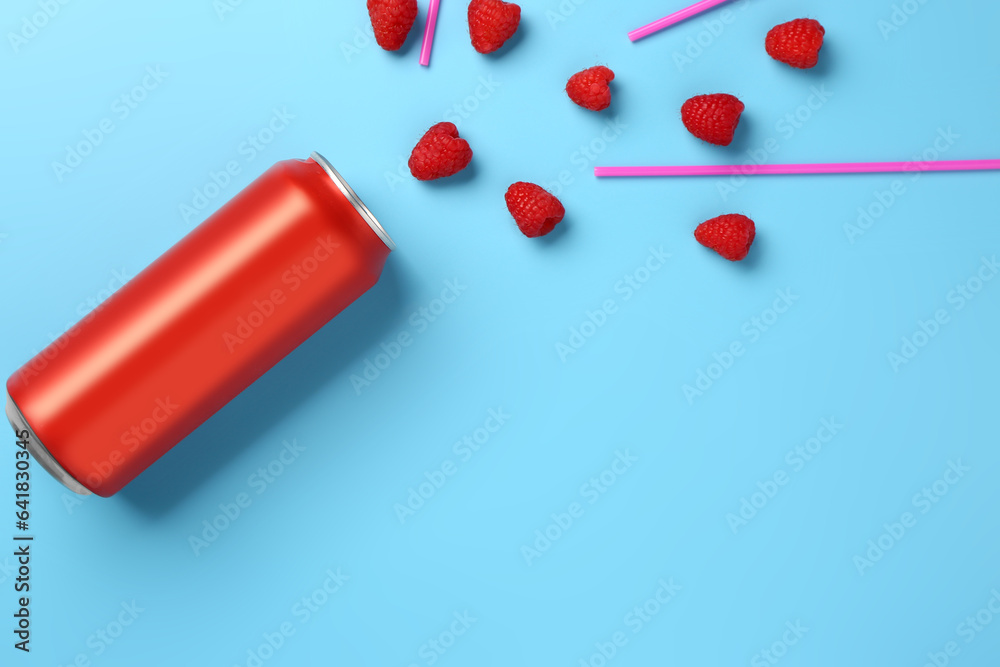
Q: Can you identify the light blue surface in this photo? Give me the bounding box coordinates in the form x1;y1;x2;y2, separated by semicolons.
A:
3;0;1000;664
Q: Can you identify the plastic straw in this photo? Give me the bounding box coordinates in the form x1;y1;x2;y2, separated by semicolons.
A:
595;160;1000;178
628;0;734;42
419;0;442;67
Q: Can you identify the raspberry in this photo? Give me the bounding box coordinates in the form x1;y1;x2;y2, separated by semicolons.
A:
681;94;745;147
694;214;756;261
766;19;825;69
468;0;521;54
566;66;615;112
505;183;565;238
367;0;418;51
408;123;473;181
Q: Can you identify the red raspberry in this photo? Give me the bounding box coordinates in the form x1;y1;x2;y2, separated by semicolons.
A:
681;94;745;147
766;19;825;69
468;0;521;54
566;66;615;112
694;214;756;261
408;123;473;181
367;0;418;51
505;183;565;238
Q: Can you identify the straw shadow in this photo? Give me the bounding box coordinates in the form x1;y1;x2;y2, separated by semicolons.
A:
118;260;410;517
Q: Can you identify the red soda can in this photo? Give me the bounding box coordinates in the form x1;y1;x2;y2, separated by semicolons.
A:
5;153;395;497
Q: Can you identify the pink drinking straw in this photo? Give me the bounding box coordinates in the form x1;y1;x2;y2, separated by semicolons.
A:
628;0;734;42
419;0;442;67
594;160;1000;178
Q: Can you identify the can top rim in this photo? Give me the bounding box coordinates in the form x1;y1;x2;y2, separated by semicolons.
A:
6;393;91;496
310;152;397;252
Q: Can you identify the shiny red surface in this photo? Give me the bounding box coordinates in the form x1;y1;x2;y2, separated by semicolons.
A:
6;158;391;496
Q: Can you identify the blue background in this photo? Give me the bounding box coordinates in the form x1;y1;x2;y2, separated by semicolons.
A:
3;0;1000;665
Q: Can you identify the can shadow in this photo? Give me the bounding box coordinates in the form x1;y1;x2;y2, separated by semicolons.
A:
117;259;410;517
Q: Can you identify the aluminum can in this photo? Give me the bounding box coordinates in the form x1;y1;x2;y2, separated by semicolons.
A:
5;152;395;496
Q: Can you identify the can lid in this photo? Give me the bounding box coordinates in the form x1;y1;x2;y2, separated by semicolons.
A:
6;393;91;496
311;152;397;252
